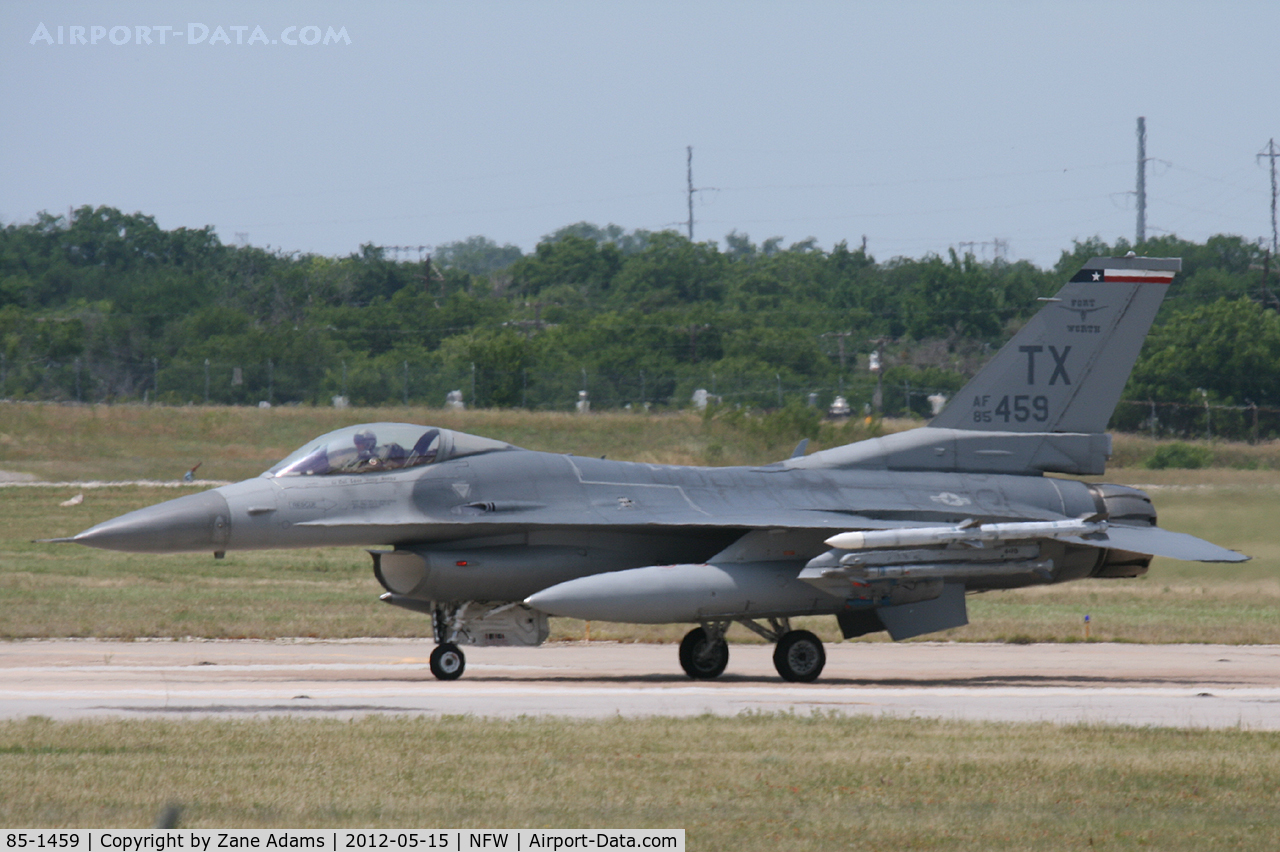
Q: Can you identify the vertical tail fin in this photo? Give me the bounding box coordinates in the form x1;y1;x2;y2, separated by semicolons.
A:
929;256;1180;434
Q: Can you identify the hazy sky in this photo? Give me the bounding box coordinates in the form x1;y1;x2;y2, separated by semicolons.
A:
4;1;1279;268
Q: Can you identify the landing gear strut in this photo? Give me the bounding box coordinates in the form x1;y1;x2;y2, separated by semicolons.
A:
429;603;466;681
678;624;729;679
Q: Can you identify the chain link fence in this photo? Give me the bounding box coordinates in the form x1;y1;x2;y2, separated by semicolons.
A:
0;355;964;418
8;354;1277;441
1112;399;1280;443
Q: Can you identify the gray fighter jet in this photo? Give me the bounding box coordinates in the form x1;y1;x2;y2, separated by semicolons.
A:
56;255;1246;681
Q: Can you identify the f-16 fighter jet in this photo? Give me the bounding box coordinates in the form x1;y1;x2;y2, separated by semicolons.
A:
56;255;1245;681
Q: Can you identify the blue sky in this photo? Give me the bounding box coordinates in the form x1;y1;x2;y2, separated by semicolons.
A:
4;1;1278;267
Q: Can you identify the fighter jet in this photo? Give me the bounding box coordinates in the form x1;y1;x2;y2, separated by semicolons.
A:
54;255;1245;681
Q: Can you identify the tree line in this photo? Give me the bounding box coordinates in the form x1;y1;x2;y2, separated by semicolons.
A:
1;206;1276;436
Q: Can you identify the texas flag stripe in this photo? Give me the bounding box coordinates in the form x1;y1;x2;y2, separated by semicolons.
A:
1069;268;1177;284
1104;269;1176;283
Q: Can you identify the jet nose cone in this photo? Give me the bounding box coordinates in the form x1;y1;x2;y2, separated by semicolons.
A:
72;489;232;553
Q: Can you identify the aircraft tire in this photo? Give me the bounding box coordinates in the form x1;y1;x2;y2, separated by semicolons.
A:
678;627;729;679
429;643;466;680
773;630;825;682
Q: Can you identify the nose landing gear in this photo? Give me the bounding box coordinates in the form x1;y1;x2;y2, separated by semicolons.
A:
428;603;466;681
429;643;465;680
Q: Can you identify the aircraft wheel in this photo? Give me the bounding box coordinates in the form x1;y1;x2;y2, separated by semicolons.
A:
678;627;729;679
773;630;825;682
429;643;466;680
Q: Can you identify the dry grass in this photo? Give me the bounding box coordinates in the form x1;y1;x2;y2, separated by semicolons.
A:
4;405;1280;643
1109;432;1280;471
0;403;898;482
1;715;1277;849
7;400;1280;481
7;409;1278;848
7;472;1280;642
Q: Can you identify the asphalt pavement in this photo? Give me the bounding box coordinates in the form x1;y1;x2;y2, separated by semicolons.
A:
3;639;1278;728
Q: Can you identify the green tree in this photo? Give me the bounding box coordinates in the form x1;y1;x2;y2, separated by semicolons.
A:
1128;298;1280;405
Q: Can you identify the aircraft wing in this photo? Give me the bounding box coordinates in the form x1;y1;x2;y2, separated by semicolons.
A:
1066;525;1248;563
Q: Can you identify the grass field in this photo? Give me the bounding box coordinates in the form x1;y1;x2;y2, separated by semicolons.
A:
4;405;1279;844
8;402;1280;482
3;478;1278;643
1;714;1277;849
2;403;1278;643
0;402;890;482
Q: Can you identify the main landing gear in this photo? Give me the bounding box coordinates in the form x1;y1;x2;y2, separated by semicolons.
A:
773;629;825;683
678;618;826;683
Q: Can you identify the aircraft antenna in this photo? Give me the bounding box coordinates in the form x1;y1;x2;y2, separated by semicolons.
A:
1135;117;1147;245
1259;138;1279;257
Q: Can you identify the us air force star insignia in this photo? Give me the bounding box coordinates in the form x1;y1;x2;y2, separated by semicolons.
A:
1091;271;1102;281
929;492;971;507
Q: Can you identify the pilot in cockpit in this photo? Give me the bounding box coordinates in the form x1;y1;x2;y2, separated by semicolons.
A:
269;424;462;478
351;429;415;472
350;430;394;471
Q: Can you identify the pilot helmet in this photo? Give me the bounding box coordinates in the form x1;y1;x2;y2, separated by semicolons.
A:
353;430;377;452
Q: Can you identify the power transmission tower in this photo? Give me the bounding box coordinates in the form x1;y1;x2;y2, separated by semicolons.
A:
686;146;694;240
1259;138;1279;256
1136;116;1147;245
683;146;715;240
957;238;1009;262
380;244;429;263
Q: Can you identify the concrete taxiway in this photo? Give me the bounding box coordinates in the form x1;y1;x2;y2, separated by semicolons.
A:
2;639;1278;729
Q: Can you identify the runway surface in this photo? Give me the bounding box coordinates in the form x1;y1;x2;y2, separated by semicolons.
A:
3;639;1279;729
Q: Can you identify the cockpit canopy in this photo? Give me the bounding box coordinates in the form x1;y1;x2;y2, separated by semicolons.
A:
266;422;513;477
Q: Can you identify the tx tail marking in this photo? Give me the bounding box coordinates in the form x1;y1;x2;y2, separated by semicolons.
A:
1019;345;1042;383
1048;345;1070;385
1018;345;1071;386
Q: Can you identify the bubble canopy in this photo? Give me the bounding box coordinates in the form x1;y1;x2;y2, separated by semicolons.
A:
266;422;513;477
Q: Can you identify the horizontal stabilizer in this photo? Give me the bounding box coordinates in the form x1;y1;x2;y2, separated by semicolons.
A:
1066;525;1248;563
